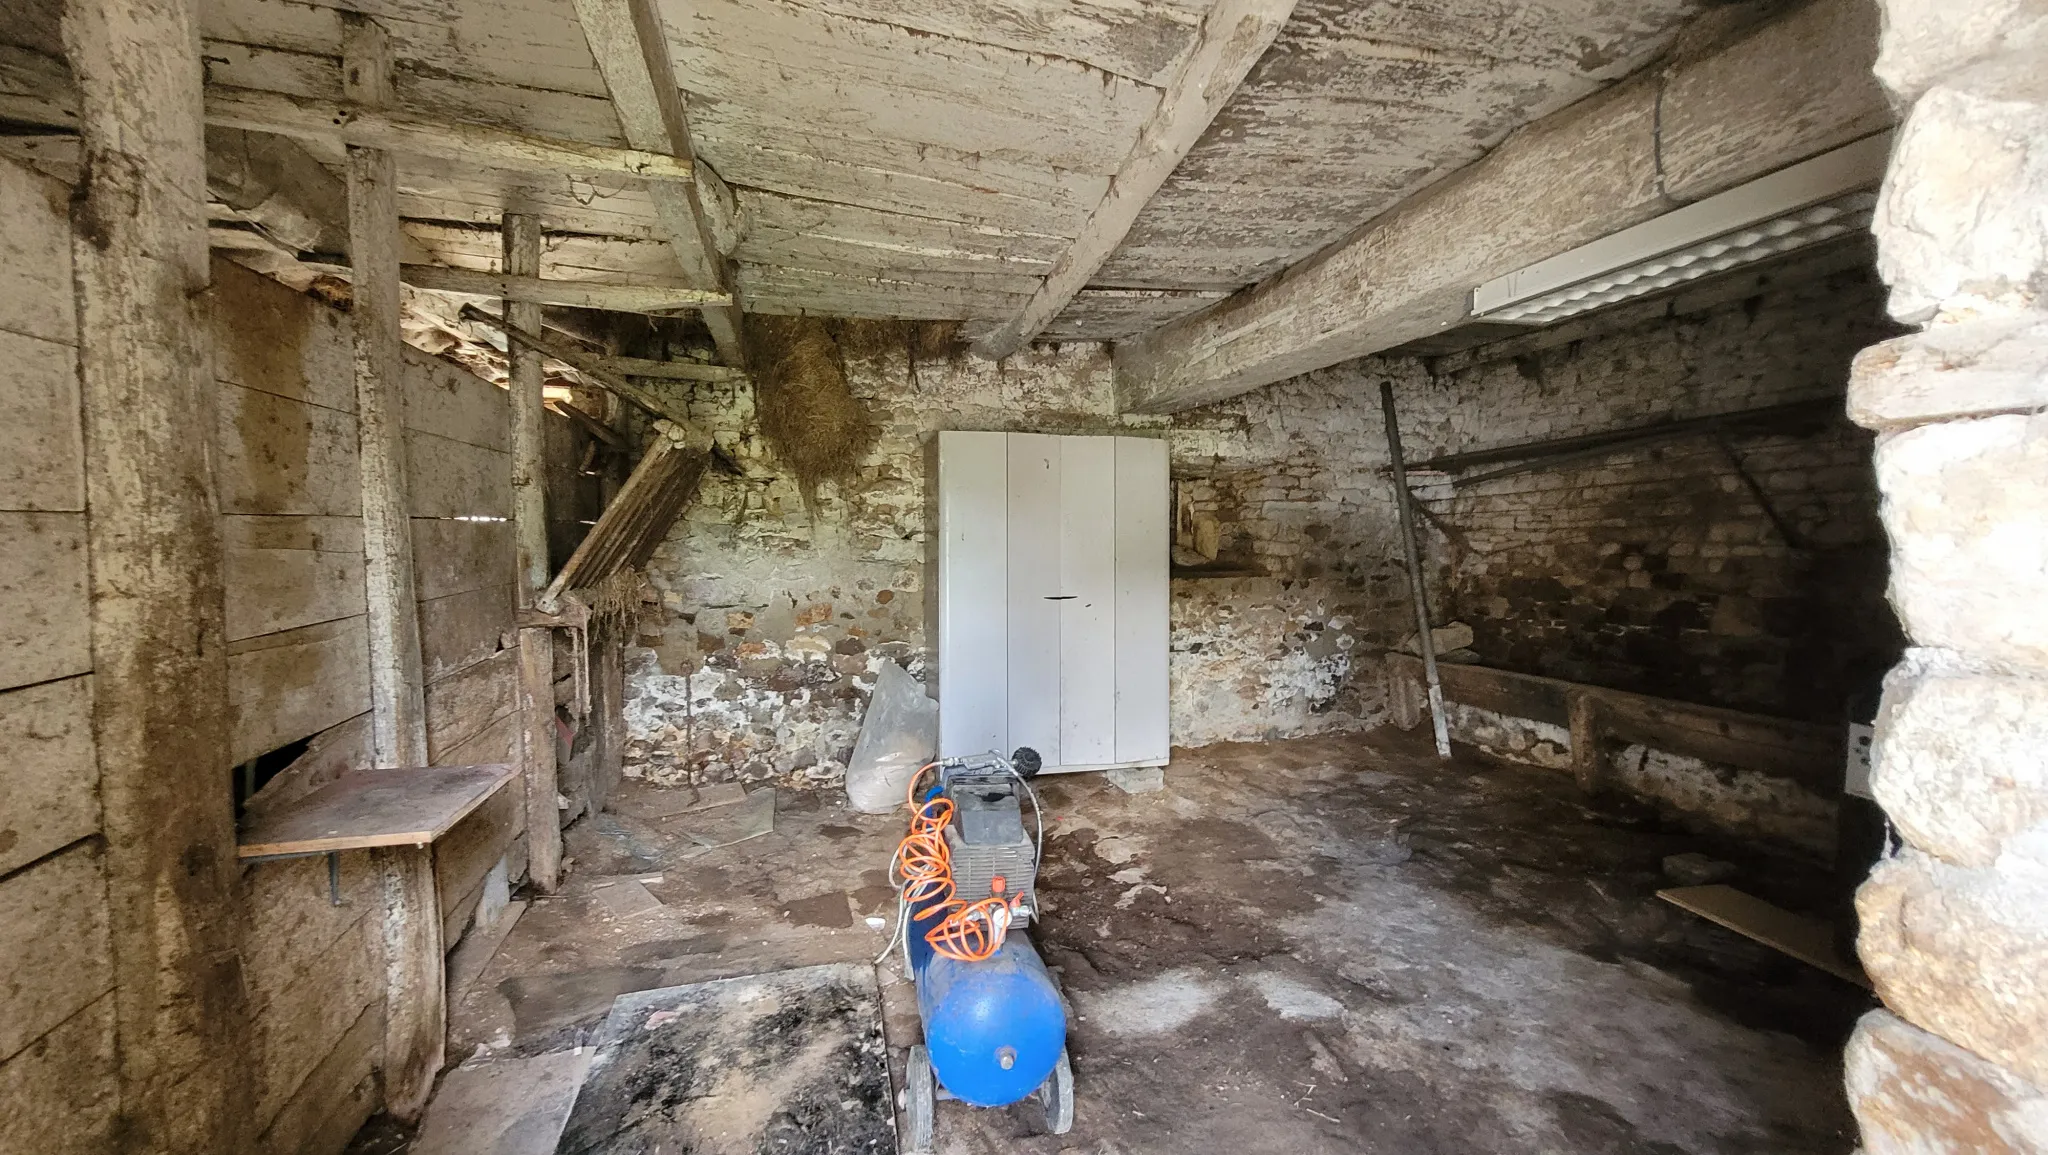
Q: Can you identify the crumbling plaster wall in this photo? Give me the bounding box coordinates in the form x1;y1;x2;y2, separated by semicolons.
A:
627;342;1425;785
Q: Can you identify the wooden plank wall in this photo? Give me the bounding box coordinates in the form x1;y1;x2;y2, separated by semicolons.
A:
207;258;522;1151
0;152;120;1155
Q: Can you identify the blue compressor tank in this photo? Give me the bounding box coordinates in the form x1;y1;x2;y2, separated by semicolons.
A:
908;910;1067;1108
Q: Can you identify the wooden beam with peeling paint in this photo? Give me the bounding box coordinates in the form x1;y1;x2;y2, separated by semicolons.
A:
571;0;746;365
398;265;729;312
1113;0;1893;414
457;304;711;436
970;0;1295;361
205;85;700;184
340;14;442;1126
593;354;749;383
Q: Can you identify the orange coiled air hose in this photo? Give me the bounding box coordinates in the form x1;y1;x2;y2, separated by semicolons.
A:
891;762;1026;963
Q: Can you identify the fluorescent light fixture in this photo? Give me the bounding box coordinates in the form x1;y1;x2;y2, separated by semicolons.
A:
1470;133;1890;327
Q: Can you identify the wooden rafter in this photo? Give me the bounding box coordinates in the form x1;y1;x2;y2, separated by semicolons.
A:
571;0;746;365
204;85;700;183
969;0;1296;360
592;354;748;383
457;304;707;433
399;264;729;312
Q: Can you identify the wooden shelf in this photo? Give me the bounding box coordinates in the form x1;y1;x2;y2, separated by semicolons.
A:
238;764;517;858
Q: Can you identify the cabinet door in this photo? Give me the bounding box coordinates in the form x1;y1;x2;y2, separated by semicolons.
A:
937;432;1007;758
1057;435;1117;767
1005;434;1062;765
1113;437;1170;764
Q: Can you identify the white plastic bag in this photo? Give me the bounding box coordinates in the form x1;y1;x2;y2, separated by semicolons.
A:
845;660;938;813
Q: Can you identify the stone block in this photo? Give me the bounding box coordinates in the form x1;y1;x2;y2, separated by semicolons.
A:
1875;415;2048;668
1874;651;2048;868
1847;1008;2048;1152
1105;766;1164;794
1851;316;2048;431
1876;53;2048;322
1857;851;2048;1087
1876;0;2048;101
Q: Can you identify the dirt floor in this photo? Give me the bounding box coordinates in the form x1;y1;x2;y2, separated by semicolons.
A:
365;727;1874;1154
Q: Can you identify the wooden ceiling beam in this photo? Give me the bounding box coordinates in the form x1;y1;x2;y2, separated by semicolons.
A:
1114;0;1893;414
398;265;729;312
968;0;1296;361
204;85;699;183
591;354;748;383
571;0;747;365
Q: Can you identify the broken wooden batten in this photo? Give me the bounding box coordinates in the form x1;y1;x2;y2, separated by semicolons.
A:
540;420;714;611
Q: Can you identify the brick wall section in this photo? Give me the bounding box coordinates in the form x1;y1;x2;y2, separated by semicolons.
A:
1415;254;1905;721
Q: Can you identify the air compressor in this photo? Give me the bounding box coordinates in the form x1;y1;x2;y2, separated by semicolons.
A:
884;750;1072;1152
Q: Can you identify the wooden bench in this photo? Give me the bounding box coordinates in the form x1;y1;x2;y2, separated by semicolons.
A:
1383;653;1842;796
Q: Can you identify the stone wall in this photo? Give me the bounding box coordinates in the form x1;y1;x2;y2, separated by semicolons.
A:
1411;248;1905;723
1842;4;2048;1149
626;248;1908;788
631;342;1144;787
626;340;1426;785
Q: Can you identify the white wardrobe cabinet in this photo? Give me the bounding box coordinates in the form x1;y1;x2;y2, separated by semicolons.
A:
936;431;1169;773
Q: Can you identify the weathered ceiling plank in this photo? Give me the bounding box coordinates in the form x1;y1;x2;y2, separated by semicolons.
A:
397;265;729;312
1041;287;1231;341
764;0;1211;85
690;116;1107;233
735;189;1065;281
1113;0;1892;414
970;0;1295;360
739;264;1029;320
205;85;700;181
571;0;746;364
203;0;612;99
1087;0;1713;311
201;39;627;147
403;222;682;284
659;0;1162;174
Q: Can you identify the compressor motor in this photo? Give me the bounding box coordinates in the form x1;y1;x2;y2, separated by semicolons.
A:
887;750;1073;1150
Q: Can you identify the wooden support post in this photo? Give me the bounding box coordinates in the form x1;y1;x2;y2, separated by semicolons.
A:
1381;381;1452;759
505;211;562;892
506;214;549;603
64;0;253;1146
343;13;441;1122
346;16;427;770
1569;691;1604;794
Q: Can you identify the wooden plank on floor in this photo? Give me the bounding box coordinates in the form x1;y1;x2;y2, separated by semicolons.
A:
1657;884;1869;987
